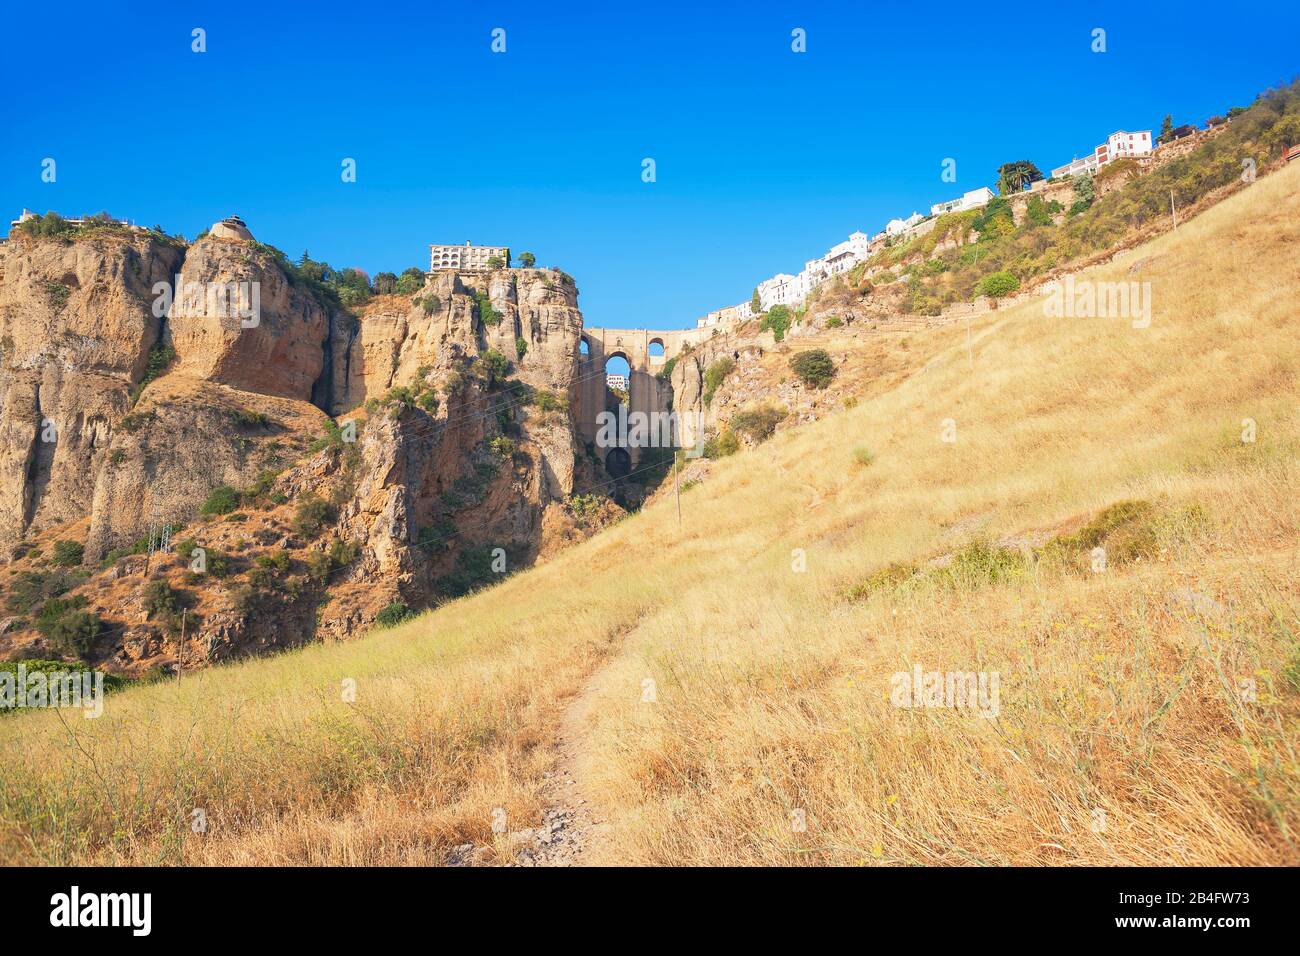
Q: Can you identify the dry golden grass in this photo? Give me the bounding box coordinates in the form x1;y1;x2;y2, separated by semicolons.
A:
2;162;1298;866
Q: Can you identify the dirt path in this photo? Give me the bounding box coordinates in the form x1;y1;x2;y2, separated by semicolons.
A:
511;665;615;866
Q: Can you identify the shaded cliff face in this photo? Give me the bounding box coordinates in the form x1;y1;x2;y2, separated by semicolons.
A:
0;242;601;674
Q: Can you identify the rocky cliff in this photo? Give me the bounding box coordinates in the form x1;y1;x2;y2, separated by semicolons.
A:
0;227;604;673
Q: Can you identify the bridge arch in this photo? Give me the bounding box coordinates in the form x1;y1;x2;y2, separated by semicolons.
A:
575;326;713;474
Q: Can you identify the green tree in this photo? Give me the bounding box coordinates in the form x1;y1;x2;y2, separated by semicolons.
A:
1159;113;1174;143
51;540;84;567
996;160;1045;195
395;268;425;295
750;288;762;315
976;271;1020;299
518;251;536;268
789;349;836;388
486;255;505;269
373;271;397;295
760;304;792;342
200;485;240;515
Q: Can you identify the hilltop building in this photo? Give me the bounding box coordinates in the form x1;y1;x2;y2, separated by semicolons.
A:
429;241;510;271
930;187;996;217
209;215;253;241
1051;129;1153;179
605;373;628;391
8;208;143;231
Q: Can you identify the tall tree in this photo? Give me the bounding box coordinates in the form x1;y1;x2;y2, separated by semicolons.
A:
996;160;1044;195
1159;114;1174;143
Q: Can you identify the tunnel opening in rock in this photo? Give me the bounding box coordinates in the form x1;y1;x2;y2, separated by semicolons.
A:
605;447;632;478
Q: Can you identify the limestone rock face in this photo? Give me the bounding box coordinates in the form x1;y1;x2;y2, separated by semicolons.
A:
168;236;329;400
333;268;582;414
0;234;184;552
0;241;602;674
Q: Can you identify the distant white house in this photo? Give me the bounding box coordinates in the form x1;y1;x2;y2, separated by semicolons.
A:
885;211;925;236
9;207;142;231
606;373;628;391
929;187;996;217
696;301;754;328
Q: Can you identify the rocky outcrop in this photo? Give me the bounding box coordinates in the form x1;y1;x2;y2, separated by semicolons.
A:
0;235;602;674
0;233;184;552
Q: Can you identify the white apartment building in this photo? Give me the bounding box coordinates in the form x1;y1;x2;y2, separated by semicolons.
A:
929;187;996;217
605;373;628;391
1051;129;1153;179
756;273;799;311
429;241;510;271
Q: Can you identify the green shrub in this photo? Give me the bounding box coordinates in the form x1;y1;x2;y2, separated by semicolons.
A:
655;356;678;382
534;388;568;412
789;349;836;388
852;446;875;467
729;404;787;443
255;549;291;571
490;436;515;459
475;291;502;326
51;540;84;567
515;336;528;360
130;341;176;403
1038;499;1162;571
824;316;843;329
760;305;792;342
437;546;501;598
44;281;70;310
200;486;240;516
703;430;740;458
35;595;99;657
291;493;334;538
375;602;415;628
5;570;83;615
976;271;1020;299
703;357;735;404
142;580;178;618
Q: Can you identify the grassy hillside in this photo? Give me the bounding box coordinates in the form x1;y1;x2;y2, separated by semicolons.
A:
2;161;1298;866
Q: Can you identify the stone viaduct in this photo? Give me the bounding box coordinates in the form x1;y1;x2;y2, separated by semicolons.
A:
575;325;716;476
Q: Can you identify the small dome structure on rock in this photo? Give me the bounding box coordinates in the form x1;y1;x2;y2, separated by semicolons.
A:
209;215;253;241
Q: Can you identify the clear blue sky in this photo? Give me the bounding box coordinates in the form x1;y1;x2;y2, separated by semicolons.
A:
2;1;1296;329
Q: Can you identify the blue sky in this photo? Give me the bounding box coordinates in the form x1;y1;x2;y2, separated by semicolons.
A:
3;1;1296;330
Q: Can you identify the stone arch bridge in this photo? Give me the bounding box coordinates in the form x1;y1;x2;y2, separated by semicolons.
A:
576;326;716;475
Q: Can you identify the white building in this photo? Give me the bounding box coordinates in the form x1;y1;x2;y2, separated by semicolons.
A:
929;187;996;217
606;373;628;391
885;211;924;236
9;208;142;231
1051;129;1152;179
1099;129;1153;163
756;273;799;311
1050;154;1100;179
696;301;753;328
429;241;511;271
